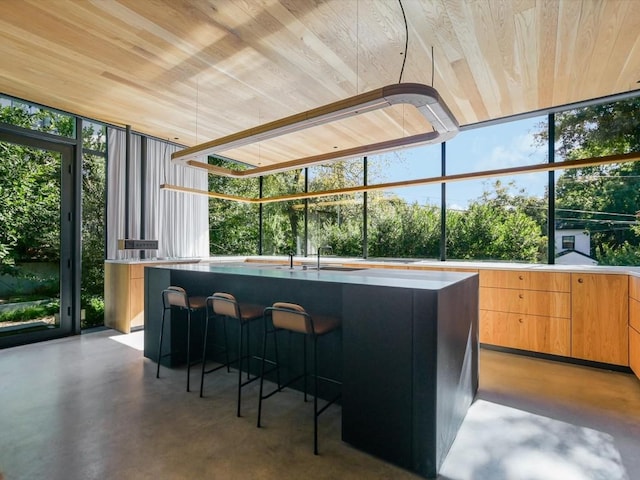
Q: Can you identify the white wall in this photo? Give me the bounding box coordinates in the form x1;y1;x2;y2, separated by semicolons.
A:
555;229;591;256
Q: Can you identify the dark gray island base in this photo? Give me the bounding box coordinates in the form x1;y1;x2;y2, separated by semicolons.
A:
144;262;479;478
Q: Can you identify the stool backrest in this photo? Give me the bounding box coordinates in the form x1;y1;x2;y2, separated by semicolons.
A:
163;286;189;309
210;292;240;319
271;302;313;334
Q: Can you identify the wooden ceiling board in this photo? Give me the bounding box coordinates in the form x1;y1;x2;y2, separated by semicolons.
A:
596;1;640;94
535;0;560;109
1;0;639;168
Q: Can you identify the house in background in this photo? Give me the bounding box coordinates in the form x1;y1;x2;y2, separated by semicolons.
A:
554;228;598;265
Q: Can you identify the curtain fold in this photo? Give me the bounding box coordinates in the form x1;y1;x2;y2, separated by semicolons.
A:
107;129;208;260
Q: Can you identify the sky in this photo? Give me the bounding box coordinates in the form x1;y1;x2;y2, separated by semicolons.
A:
371;115;550;210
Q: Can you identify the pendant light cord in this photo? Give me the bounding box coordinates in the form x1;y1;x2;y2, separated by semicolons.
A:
398;0;408;83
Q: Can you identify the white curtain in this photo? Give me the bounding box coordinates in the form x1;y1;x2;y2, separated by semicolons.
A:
107;129;209;259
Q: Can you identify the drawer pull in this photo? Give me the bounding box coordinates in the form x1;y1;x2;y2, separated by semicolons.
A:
518;318;523;323
519;275;524;280
577;278;584;284
518;294;524;299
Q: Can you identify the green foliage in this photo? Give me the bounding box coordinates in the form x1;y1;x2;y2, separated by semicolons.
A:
0;301;59;323
0;140;61;263
368;197;440;258
208;159;261;254
0;102;74;137
81;294;105;329
81;150;106;296
263;170;305;254
554;98;640;159
449;180;546;262
596;242;640;266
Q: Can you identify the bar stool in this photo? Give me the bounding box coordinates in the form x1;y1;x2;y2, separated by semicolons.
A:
200;292;264;417
257;302;341;455
156;286;207;392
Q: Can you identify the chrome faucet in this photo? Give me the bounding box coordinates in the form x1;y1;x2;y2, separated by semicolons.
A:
317;245;333;269
288;251;295;269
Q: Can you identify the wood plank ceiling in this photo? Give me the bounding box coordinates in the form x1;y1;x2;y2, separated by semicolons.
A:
1;0;639;170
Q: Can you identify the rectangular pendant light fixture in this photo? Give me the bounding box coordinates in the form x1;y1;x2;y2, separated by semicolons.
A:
171;83;458;177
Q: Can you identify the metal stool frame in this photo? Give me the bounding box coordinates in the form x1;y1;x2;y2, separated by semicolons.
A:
156;286;206;392
257;303;341;455
200;292;263;417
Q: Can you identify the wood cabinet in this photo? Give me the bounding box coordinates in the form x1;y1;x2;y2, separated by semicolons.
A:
479;270;571;356
629;276;640;377
104;262;147;333
480;270;571;292
480;310;570;356
480;288;571;318
571;273;628;366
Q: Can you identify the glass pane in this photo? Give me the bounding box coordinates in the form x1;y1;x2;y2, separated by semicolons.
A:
262;170;304;255
555;98;639;162
81;122;107;329
553;98;640;266
308;194;363;258
308;160;363;257
445;176;548;263
447;116;548;174
445;116;549;262
0;142;61;337
367;145;441;259
208;159;260;255
555;163;640;266
0;95;75;138
368;188;441;259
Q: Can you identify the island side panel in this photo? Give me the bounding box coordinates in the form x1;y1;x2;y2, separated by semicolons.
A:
434;275;479;474
342;284;415;470
410;289;439;477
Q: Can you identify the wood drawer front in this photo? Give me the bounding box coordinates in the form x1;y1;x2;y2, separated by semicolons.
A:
479;270;570;292
630;326;640;379
630;275;640;302
479;311;570;356
480;288;570;318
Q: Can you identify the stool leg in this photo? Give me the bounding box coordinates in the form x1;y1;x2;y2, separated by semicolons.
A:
274;329;281;390
246;321;251;380
237;321;244;417
303;335;308;402
156;307;167;378
186;310;192;392
199;311;211;397
313;334;319;455
223;316;230;372
257;326;269;428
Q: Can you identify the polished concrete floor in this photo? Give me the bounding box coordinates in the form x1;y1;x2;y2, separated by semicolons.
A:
0;329;639;480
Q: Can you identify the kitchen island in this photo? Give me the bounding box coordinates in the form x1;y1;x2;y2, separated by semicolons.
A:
144;262;478;478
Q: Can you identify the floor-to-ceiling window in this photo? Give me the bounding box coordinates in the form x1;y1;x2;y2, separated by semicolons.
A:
81;121;107;328
0;98;76;346
203;96;639;266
